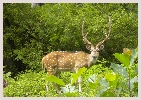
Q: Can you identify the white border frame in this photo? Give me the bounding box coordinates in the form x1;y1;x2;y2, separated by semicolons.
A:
1;0;140;100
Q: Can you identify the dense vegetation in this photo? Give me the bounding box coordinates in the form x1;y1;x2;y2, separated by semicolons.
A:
3;3;138;97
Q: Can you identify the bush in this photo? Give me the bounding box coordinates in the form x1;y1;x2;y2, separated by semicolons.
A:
3;48;138;97
3;3;138;76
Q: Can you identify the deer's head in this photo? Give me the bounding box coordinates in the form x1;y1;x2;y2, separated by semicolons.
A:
82;17;112;58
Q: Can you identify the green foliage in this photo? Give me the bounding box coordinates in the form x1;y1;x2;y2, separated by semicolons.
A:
3;48;138;97
3;3;138;97
3;3;138;76
110;48;138;97
3;70;57;97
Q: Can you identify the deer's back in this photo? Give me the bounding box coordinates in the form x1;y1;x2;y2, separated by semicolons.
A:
42;51;89;72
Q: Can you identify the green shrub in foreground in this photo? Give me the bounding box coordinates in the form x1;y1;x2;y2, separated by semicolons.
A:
3;48;138;97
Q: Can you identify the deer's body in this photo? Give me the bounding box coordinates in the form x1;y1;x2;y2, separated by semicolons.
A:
42;17;112;93
42;51;99;73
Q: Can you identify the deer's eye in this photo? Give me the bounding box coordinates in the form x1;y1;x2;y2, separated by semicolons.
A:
98;45;104;51
96;49;99;52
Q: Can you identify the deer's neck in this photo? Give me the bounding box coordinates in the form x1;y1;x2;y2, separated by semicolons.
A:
87;54;98;67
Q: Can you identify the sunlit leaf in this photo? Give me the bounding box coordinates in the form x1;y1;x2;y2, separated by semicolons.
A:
46;75;65;86
105;72;116;81
63;92;77;97
6;72;11;77
114;53;130;67
89;82;95;89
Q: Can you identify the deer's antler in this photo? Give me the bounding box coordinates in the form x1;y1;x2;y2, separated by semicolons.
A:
96;16;112;48
82;21;94;50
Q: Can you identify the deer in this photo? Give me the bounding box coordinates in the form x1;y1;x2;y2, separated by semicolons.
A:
42;17;112;94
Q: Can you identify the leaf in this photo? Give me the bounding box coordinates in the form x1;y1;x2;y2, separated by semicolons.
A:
110;63;128;78
130;49;138;66
3;66;6;68
99;78;109;87
71;67;87;85
105;72;116;81
6;72;11;77
100;90;116;97
108;80;117;88
87;74;97;83
60;84;77;93
126;76;138;90
95;78;109;97
87;74;98;89
46;75;65;86
134;65;138;75
117;82;123;97
96;87;109;97
114;53;130;67
89;82;96;89
63;92;77;97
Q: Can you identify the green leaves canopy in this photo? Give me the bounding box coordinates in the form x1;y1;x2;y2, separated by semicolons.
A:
3;3;138;75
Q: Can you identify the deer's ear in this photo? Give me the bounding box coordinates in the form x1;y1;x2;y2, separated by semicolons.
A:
99;45;104;51
86;44;91;50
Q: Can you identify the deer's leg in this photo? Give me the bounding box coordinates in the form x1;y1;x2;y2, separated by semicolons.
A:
78;76;82;92
46;71;53;91
46;70;58;91
75;70;82;92
46;70;61;94
54;71;61;94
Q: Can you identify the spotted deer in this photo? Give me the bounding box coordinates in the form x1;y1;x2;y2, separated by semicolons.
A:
42;17;112;93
